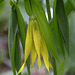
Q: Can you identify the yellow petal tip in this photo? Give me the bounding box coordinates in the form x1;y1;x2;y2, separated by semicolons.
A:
31;65;33;69
49;63;53;69
17;63;25;74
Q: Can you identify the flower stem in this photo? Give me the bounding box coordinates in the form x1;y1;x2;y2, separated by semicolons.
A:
29;0;33;15
52;56;57;75
46;0;51;21
46;0;58;75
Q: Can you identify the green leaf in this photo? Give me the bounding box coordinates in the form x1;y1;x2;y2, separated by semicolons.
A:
49;1;72;57
24;0;32;16
15;3;30;75
68;0;75;10
49;0;73;30
56;0;69;54
12;35;16;75
8;9;18;75
15;5;26;52
65;1;73;16
15;33;21;75
65;11;75;73
53;0;65;58
57;60;65;75
52;56;58;75
31;0;59;61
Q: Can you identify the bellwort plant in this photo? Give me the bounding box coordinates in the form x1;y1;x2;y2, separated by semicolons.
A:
7;0;71;75
18;17;53;74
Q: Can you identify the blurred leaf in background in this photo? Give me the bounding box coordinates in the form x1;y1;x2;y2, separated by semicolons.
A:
65;11;75;74
0;0;11;33
57;11;75;75
0;0;11;21
0;0;11;74
0;0;4;3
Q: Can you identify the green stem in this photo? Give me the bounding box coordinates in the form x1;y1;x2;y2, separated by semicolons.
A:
46;0;51;21
46;0;53;65
29;0;33;15
52;56;57;75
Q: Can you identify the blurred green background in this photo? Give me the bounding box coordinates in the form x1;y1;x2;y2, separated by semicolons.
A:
0;0;75;75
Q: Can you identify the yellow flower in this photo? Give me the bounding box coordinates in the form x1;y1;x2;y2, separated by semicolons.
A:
18;17;53;74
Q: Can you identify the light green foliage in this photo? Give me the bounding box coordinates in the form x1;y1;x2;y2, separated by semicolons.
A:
57;60;65;75
0;0;10;20
65;12;75;72
68;0;75;10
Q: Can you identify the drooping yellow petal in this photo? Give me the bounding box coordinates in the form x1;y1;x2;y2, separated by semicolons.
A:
40;37;53;72
18;20;32;74
25;20;33;62
18;62;25;74
32;20;41;70
37;54;41;71
31;41;37;68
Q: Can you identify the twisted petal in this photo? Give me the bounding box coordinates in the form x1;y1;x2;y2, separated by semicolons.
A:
33;20;41;70
40;37;53;72
18;20;32;74
31;42;37;68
